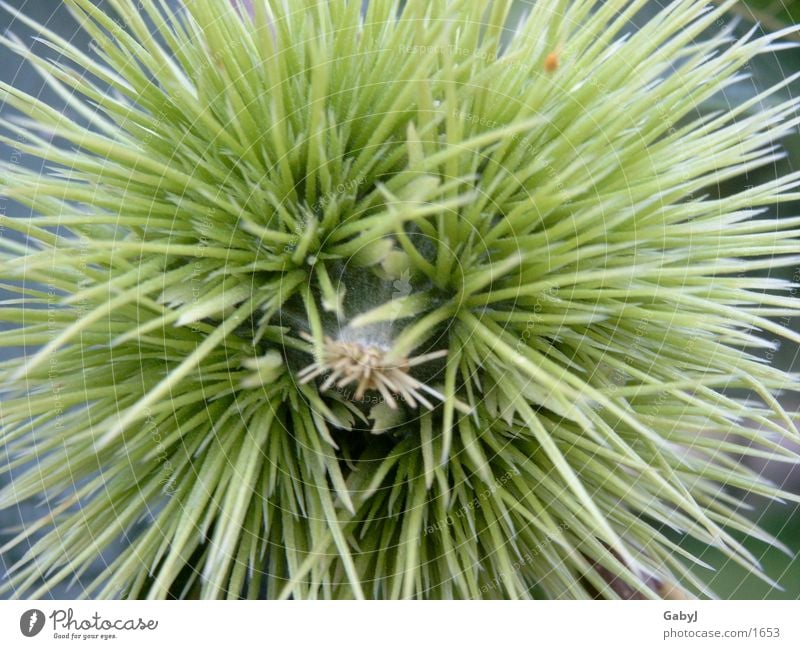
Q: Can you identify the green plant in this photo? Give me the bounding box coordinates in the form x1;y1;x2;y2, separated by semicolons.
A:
1;0;799;599
727;0;800;33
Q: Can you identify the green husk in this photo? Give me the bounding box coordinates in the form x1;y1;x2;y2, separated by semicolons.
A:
1;0;799;599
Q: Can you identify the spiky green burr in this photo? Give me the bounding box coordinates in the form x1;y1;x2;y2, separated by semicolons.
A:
1;0;800;599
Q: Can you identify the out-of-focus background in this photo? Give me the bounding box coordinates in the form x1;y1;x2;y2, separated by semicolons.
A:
0;0;798;598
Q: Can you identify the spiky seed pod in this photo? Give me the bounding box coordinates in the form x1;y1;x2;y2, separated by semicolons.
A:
1;0;800;599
